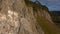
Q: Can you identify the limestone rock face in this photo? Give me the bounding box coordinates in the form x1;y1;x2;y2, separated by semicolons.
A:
0;0;44;34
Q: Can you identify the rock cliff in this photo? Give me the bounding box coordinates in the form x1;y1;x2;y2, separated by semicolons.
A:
0;0;59;34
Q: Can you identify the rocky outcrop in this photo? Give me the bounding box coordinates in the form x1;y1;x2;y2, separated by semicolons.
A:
0;0;59;34
0;0;44;34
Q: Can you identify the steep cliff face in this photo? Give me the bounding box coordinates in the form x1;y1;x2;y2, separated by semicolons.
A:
34;9;59;34
0;0;59;34
0;0;44;34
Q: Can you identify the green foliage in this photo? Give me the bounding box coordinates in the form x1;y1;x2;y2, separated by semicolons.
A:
24;0;34;7
41;5;49;12
24;0;49;12
24;0;39;13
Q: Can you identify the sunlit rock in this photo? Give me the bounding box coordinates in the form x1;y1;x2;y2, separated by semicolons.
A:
0;0;59;34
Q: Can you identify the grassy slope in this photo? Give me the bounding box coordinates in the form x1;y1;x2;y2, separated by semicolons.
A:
36;16;60;34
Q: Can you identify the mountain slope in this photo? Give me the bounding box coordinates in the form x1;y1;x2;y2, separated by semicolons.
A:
0;0;59;34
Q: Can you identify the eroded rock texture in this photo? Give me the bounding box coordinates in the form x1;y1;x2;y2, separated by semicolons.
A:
0;0;44;34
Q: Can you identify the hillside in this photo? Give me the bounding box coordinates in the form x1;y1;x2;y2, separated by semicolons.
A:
50;11;60;28
0;0;60;34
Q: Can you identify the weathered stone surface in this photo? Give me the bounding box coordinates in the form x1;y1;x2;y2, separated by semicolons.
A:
0;0;59;34
0;0;44;34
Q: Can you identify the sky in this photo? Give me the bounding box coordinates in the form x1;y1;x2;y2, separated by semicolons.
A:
31;0;60;11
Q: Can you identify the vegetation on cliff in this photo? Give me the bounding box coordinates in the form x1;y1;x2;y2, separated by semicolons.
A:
24;0;49;12
24;0;60;34
36;16;59;34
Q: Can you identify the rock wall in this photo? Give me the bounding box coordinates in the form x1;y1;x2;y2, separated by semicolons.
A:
0;0;44;34
34;9;52;23
0;0;59;34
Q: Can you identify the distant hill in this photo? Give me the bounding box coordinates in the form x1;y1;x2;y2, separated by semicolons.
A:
50;11;60;16
49;11;60;28
49;11;60;23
